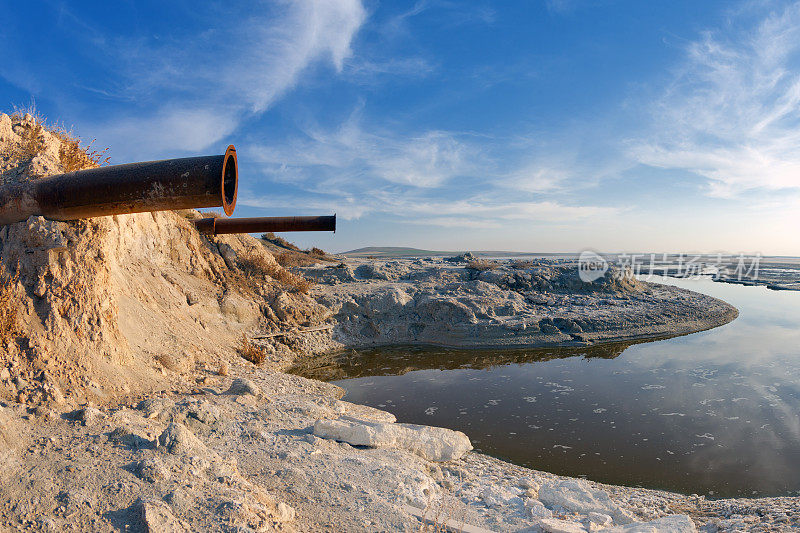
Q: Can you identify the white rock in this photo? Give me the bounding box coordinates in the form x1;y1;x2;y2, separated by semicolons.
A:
157;423;207;455
77;407;102;426
588;511;613;524
605;515;697;533
137;497;190;533
519;476;541;491
586;512;614;531
537;517;589;533
137;457;170;483
377;287;413;307
312;416;472;462
219;292;259;323
480;485;519;508
187;400;222;425
275;501;296;522
524;487;539;499
226;378;261;396
137;398;174;419
539;480;635;524
335;400;397;422
525;498;553;518
38;517;60;533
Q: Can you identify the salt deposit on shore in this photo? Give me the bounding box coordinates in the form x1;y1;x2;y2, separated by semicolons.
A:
298;256;737;351
2;365;797;532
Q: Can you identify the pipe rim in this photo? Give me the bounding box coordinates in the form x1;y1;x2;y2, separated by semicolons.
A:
221;145;238;216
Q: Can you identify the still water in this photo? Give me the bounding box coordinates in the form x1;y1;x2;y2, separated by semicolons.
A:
291;277;800;498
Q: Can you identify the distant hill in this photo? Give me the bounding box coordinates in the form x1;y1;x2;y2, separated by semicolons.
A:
341;247;576;258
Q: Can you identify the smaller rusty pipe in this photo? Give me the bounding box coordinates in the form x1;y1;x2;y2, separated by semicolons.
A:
193;215;336;235
0;145;238;225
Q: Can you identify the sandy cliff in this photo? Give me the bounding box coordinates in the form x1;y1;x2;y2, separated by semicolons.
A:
0;113;335;409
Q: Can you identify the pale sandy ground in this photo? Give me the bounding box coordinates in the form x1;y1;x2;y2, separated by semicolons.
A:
2;358;797;532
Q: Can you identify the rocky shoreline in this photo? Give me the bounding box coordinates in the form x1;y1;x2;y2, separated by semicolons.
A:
296;256;738;352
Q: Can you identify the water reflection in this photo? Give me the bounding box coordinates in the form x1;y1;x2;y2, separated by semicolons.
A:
294;342;632;382
290;277;800;498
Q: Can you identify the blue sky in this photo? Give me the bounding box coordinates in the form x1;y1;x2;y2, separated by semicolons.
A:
2;0;799;254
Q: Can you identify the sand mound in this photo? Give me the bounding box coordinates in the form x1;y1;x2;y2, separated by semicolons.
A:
0;112;332;407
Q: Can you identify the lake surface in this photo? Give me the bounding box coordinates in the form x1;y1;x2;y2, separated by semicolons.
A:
291;277;800;498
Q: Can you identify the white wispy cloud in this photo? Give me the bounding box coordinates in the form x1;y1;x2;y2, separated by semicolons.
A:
231;0;366;113
384;1;494;37
396;199;621;225
632;1;800;198
240;188;620;225
249;117;478;188
499;160;574;193
96;108;239;154
545;0;585;15
243;114;619;227
545;0;572;14
248;113;596;195
406;217;504;229
344;57;436;82
79;1;367;156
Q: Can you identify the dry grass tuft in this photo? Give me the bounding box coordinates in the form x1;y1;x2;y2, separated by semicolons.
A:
466;259;496;271
15;121;45;162
238;335;267;365
7;103;48;164
0;268;20;344
6;102;110;172
58;137;110;172
275;251;318;268
261;232;300;251
307;246;326;257
237;250;314;294
289;276;314;294
236;249;277;277
3;102;46;164
175;209;201;220
9;101;40;121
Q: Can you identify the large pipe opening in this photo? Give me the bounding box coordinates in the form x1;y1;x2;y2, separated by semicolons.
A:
222;145;238;216
0;147;240;225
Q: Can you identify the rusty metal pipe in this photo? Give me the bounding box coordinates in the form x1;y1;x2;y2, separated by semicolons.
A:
193;215;336;235
0;145;238;225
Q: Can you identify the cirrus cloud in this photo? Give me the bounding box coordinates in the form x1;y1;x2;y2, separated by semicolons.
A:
632;2;800;198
